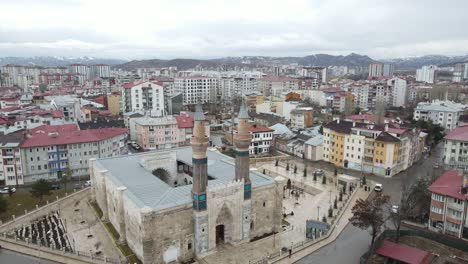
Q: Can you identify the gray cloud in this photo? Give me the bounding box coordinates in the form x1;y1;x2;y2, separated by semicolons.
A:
0;0;467;59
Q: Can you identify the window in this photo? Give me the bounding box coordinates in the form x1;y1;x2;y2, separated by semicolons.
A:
432;193;444;202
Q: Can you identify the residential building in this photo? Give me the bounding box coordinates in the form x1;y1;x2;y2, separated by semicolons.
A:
248;124;273;155
322;120;425;177
257;77;298;97
174;76;218;105
244;92;264;111
416;65;437;83
121;80;165;116
290;107;314;129
388;77;407;107
304;135;324;161
368;62;394;78
107;92;121;116
90;64;111;78
452;63;466;83
413;100;467;130
20;124;127;183
428;170;468;239
0;133;24;186
300;67;327;83
134;115;184;151
443;125;468;167
219;77;257;100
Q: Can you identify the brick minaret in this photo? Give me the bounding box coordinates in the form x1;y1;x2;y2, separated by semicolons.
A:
234;101;252;199
191;104;208;211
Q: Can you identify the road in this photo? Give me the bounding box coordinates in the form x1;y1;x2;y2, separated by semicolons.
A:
0;248;58;264
296;142;445;264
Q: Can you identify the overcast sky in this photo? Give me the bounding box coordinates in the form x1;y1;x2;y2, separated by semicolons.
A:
1;0;467;60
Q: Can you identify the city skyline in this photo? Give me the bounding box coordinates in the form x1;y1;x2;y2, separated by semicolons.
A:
1;0;467;60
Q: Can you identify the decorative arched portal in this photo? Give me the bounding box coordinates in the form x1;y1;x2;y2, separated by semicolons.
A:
215;203;233;245
152;168;172;185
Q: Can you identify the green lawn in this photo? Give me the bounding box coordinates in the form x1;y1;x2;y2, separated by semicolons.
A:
0;189;68;222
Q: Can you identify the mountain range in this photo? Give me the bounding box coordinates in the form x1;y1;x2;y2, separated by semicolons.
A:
0;56;126;67
1;54;468;71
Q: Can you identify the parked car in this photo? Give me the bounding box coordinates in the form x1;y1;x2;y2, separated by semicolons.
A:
391;205;399;214
50;183;60;190
374;183;383;192
0;187;16;194
84;180;91;187
314;169;324;176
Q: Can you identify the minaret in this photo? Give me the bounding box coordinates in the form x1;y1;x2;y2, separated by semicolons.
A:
234;101;251;199
191;104;209;256
191;103;208;210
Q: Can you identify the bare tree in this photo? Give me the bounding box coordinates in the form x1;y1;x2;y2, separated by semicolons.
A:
349;193;390;244
374;100;386;125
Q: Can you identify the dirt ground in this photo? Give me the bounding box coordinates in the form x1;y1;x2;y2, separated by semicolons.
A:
369;236;468;264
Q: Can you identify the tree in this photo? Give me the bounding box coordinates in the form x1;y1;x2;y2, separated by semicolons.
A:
334;198;338;209
328;207;333;217
39;84;47;93
287;179;292;189
334;167;338;176
263;169;266;174
294;165;297;174
286;163;290;171
353;107;361;115
275;159;279;166
61;168;72;192
349;193;390;244
303;167;307;177
339;191;343;201
318;125;323;135
30;179;51;202
322;215;327;223
362;175;367;185
374;100;386;126
322;175;327;184
313;172;317;181
0;195;8;215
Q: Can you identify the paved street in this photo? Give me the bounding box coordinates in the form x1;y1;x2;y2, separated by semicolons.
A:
0;248;58;264
296;142;445;263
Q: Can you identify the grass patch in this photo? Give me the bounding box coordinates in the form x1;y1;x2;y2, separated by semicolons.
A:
103;222;120;241
90;201;103;219
0;189;68;222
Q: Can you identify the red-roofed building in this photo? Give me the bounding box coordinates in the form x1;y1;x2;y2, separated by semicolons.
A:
20;124;128;183
443;125;468;167
428;170;468;239
121;81;165;115
375;240;434;264
229;124;273;155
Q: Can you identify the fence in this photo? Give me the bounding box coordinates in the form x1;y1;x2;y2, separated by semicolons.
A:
0;234;121;264
359;229;468;264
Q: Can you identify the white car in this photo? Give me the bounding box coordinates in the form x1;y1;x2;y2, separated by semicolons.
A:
391;205;399;214
84;180;91;187
0;187;16;194
374;184;383;192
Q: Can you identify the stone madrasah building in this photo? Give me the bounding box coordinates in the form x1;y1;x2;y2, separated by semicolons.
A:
91;103;284;263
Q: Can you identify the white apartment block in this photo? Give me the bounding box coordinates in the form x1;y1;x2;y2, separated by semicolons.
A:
249;124;274;155
443;125;468;167
219;77;257;100
122;81;165;116
416;65;437;84
90;64;111;78
413;100;467;131
258;77;298;97
68;64;90;79
388;77;407;107
174;76;218;105
368;63;394;77
0;139;24;186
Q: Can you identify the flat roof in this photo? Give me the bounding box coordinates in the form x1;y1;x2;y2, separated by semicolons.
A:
95;147;274;211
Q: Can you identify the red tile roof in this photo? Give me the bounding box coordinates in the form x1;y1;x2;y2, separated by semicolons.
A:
21;124;127;148
375;240;434;264
51;110;64;118
175;113;194;128
249;124;273;133
445;125;468;142
429;170;467;200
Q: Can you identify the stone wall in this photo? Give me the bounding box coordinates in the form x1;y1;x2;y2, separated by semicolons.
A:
250;184;282;238
145;205;195;264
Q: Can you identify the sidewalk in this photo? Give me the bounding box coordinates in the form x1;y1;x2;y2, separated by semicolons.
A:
274;187;370;264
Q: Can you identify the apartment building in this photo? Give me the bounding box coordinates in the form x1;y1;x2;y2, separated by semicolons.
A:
121;80;165;116
134;115;183;151
428;170;468;239
258;77;298;97
290;107;314;129
413;100;466;130
388;77;407;107
219;77;257;100
368;62;394;77
248;124;273;155
174;76;218;105
20;124;127;183
416;65;437;84
322;120;425;177
443;125;468;167
0;133;24;186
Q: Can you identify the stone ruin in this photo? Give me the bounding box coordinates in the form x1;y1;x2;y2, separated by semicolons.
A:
12;211;72;252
